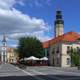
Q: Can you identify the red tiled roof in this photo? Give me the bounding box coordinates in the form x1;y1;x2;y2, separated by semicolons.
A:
43;41;50;48
43;31;80;48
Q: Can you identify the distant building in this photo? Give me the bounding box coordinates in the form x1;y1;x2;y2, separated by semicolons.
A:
1;34;7;63
7;48;18;63
43;10;80;67
0;34;18;63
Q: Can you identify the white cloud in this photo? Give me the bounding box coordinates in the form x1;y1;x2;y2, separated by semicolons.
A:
6;30;52;48
0;8;49;33
17;0;25;6
9;44;18;48
34;0;43;7
0;0;16;10
0;0;52;47
8;30;52;42
0;0;52;9
17;0;52;7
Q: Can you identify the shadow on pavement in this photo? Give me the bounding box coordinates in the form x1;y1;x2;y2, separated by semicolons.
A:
0;75;80;80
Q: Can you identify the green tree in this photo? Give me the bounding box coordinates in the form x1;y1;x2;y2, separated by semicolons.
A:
17;37;44;59
71;49;79;66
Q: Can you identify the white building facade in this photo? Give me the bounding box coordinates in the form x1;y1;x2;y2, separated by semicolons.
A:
43;10;80;67
1;34;7;63
49;40;80;67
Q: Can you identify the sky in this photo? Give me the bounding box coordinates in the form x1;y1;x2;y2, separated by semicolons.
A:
0;0;80;47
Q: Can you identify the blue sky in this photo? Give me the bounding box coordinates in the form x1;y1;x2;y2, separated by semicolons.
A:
0;0;80;47
14;0;80;33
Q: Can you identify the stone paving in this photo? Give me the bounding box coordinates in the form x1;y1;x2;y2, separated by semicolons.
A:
0;63;80;80
0;63;27;76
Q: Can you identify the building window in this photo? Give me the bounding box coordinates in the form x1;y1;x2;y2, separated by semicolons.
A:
52;50;55;54
77;47;80;54
77;47;80;51
67;58;70;65
71;47;73;52
56;46;59;53
67;46;71;54
52;47;55;54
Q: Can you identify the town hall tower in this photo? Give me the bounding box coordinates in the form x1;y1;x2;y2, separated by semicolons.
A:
54;10;64;37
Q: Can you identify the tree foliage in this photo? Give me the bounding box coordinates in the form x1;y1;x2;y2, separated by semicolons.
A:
17;37;44;59
71;49;80;66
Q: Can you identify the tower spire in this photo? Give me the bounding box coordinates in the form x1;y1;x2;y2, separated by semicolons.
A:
2;33;6;43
